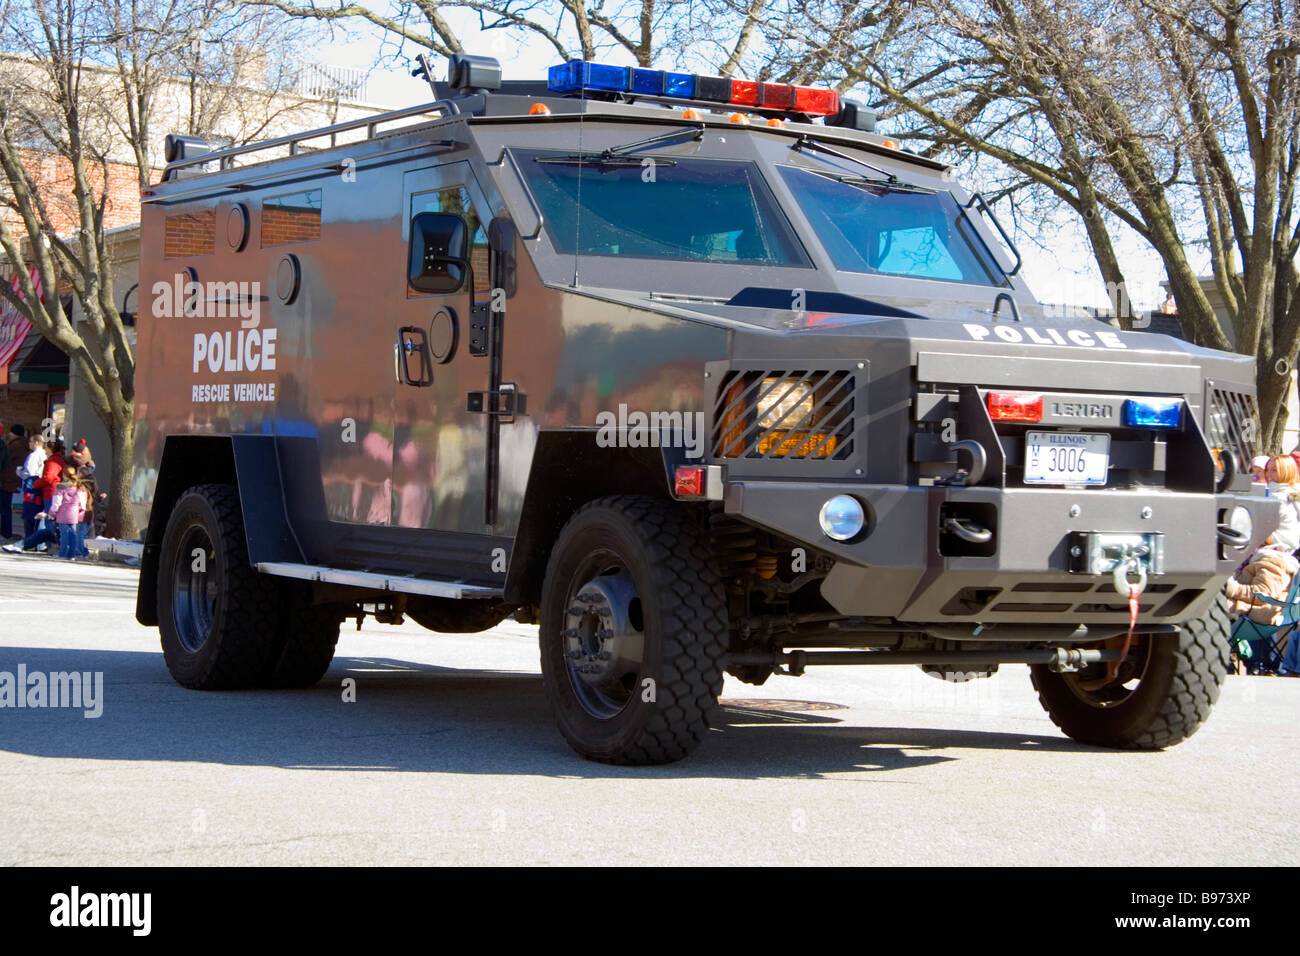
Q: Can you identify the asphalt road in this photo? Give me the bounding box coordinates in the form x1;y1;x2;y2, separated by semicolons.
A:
1;551;1295;866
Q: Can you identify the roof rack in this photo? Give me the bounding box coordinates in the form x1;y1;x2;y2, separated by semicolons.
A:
160;99;460;180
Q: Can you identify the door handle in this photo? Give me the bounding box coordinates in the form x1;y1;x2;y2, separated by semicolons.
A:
396;326;434;386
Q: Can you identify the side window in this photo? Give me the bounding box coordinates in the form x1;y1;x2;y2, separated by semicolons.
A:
262;189;322;247
411;186;490;293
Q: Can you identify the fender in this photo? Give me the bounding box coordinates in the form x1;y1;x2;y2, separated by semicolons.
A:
135;434;306;624
503;430;685;605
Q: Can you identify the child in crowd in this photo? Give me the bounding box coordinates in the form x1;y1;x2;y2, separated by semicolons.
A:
77;471;100;556
43;467;88;560
68;438;95;475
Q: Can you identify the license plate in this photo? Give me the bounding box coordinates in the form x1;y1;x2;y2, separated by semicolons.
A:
1024;432;1110;485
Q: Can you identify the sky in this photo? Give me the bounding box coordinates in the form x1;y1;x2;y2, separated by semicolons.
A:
314;9;1183;315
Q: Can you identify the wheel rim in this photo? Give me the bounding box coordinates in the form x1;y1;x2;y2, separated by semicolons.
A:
172;524;218;653
1062;635;1153;707
561;554;646;720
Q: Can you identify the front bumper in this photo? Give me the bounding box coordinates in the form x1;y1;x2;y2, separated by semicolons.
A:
724;481;1277;627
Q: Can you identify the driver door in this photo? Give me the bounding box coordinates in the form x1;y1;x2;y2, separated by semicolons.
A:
393;162;493;534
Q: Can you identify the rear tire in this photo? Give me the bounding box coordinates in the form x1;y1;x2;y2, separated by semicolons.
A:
157;484;279;689
263;581;343;688
1029;594;1232;749
539;496;727;765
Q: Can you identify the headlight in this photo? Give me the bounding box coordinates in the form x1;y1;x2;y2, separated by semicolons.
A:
819;495;865;541
757;377;814;428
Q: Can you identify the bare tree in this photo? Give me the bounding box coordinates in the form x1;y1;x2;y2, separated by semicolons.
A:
242;0;767;72
0;0;139;536
751;0;1300;449
0;0;331;536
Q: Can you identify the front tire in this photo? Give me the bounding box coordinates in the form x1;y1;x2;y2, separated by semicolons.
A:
539;496;727;765
1029;595;1232;749
157;484;280;689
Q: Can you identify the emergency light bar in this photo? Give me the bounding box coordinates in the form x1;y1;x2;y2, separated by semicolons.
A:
547;60;841;117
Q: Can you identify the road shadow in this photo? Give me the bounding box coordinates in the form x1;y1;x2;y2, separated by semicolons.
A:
0;646;1088;779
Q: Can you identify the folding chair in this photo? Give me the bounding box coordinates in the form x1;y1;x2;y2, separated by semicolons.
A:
1231;570;1300;674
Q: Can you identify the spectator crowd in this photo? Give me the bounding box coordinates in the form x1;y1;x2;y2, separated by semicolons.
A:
1;422;104;560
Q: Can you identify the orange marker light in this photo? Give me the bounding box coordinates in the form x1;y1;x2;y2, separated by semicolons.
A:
765;117;784;128
881;138;898;148
529;103;552;115
681;108;703;120
727;112;748;124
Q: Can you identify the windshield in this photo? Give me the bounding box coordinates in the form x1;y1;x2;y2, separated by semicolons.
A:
777;165;1008;286
516;149;810;266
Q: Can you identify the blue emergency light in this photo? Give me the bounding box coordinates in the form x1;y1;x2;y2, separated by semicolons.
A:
546;60;841;116
1123;398;1183;428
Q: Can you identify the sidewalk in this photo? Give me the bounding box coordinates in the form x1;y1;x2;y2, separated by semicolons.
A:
2;536;141;567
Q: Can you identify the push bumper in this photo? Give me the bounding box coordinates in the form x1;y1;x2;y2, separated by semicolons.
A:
724;481;1277;627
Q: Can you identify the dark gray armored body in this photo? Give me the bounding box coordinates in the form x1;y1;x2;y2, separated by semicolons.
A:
132;54;1272;763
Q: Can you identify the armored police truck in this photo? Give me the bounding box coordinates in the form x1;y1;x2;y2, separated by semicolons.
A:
133;53;1272;764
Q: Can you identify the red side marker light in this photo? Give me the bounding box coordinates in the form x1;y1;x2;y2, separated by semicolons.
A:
674;465;706;497
987;391;1043;422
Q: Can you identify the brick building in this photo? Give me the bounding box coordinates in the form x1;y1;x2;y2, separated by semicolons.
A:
1;56;392;532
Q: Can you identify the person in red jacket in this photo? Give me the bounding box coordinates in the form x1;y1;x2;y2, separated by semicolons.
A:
4;439;66;553
35;439;66;507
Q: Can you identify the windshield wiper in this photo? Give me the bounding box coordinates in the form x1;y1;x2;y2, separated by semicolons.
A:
604;124;705;157
535;155;677;168
536;123;704;168
792;135;900;183
799;165;937;196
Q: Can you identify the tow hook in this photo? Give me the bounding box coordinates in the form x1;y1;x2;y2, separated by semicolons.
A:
942;515;993;544
936;439;987;487
1098;552;1148;685
1112;553;1148;597
1217;524;1250;547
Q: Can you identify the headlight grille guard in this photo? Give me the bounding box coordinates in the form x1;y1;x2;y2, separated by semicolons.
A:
707;362;868;478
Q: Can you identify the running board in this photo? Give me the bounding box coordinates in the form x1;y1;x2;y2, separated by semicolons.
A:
255;562;503;600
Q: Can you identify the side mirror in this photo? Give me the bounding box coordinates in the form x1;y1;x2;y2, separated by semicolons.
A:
488;216;518;299
409;212;470;294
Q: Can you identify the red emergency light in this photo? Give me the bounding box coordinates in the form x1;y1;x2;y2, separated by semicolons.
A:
987;391;1044;423
548;61;840;117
